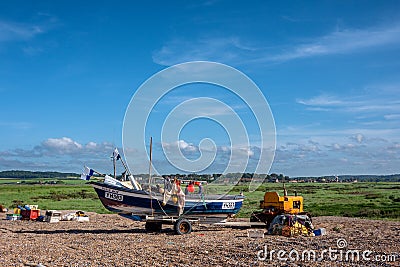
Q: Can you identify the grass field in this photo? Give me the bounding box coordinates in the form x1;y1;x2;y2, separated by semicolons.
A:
1;178;399;219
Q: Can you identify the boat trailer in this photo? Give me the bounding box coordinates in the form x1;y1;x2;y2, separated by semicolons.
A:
136;215;268;235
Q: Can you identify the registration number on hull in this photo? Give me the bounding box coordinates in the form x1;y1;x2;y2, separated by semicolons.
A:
105;192;123;201
222;202;235;209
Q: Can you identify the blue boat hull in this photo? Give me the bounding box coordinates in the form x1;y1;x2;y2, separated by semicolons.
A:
90;181;244;220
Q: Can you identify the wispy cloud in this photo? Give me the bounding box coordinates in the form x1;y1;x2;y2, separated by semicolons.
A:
384;114;400;120
297;83;400;115
0;15;59;55
296;95;344;106
22;46;44;56
0;121;33;130
290;90;400;152
152;36;255;66
153;23;400;66
270;24;400;62
0;20;44;42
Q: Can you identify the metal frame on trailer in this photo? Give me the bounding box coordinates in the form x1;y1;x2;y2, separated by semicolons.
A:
141;214;270;235
142;215;200;235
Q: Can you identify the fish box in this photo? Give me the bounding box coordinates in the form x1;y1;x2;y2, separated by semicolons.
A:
313;228;326;236
6;214;22;220
44;210;62;223
21;209;40;220
247;229;265;238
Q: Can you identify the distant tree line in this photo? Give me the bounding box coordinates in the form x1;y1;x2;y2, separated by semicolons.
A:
337;174;400;182
291;174;400;183
0;170;79;179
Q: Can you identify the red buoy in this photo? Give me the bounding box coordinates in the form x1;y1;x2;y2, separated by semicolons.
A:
187;184;195;193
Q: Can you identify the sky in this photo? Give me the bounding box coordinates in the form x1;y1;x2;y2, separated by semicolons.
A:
0;1;399;177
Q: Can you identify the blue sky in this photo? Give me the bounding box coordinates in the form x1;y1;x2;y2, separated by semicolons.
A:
0;1;399;176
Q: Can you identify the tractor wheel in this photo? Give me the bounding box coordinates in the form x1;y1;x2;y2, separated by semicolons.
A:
174;219;192;235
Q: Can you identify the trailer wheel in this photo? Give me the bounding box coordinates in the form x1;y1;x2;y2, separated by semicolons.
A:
145;222;162;232
174;219;192;235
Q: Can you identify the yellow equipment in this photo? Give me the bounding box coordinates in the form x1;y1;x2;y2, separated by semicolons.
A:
250;184;309;228
260;191;303;214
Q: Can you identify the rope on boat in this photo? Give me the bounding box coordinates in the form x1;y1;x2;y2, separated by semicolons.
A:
177;195;208;220
154;194;169;216
151;181;209;220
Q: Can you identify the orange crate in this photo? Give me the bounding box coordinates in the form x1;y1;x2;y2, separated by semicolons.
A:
21;209;40;220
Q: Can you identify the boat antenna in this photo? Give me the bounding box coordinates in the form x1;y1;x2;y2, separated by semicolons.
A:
282;175;287;197
148;137;153;216
119;156;131;178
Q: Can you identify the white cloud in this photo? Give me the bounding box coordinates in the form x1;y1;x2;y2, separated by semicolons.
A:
215;145;257;158
352;133;364;144
177;140;198;152
35;137;114;156
333;143;341;150
159;139;259;174
0;137;116;172
384;114;400;120
391;143;400;149
297;95;344;106
356;134;363;143
162;140;198;153
42;137;83;152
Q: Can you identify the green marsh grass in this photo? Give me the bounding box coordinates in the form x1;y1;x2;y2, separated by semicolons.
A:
1;179;399;219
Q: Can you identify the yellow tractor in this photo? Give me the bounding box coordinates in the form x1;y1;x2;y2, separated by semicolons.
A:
250;185;311;229
261;190;303;214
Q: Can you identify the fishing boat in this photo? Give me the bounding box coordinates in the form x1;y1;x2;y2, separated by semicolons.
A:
83;145;245;234
90;178;244;220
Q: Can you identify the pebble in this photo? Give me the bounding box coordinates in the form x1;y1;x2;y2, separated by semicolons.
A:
0;213;398;266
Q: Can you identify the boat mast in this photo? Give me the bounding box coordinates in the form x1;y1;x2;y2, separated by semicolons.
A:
113;153;117;179
148;137;153;216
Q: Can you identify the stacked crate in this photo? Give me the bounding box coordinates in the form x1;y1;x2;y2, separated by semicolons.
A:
19;205;40;220
6;208;22;220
